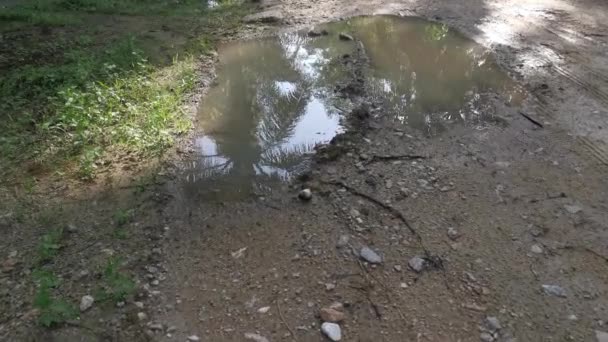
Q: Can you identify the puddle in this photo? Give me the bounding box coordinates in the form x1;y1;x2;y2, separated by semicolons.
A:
181;15;523;200
322;16;525;131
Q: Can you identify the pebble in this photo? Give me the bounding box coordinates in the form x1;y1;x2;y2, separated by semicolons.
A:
134;301;144;309
542;284;567;298
596;330;608;342
399;188;410;197
320;307;345;322
385;180;393;189
530;244;543;254
360;246;382;264
338;32;353;41
321;322;342;341
137;312;148;321
336;235;350;248
258;306;271;313
187;335;200;342
485;316;502;332
447;227;460;240
79;295;94;312
244;333;270;342
325;283;336;291
298;189;312;201
480;332;494;342
564;204;582;214
394;265;402;272
408;256;426;273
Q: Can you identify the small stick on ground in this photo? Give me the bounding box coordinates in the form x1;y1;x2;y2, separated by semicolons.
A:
357;260;406;320
519;111;544;128
365;154;427;164
323;180;423;246
277;299;297;341
325;180;451;290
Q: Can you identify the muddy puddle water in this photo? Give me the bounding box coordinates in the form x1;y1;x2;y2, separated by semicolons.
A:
181;15;523;200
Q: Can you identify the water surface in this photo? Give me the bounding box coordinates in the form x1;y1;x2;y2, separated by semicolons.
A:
181;15;523;200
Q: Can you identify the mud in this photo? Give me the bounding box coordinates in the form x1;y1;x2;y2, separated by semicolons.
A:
157;1;608;341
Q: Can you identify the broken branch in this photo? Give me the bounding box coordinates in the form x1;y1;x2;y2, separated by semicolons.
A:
519;111;544;128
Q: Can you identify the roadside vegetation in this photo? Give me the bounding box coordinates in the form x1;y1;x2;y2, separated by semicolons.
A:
0;0;248;181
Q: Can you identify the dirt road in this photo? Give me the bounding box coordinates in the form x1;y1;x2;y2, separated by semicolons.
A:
154;1;608;341
3;0;608;341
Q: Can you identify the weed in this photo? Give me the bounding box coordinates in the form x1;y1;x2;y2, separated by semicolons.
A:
32;269;78;327
112;228;128;240
112;209;133;227
96;257;135;302
37;228;64;263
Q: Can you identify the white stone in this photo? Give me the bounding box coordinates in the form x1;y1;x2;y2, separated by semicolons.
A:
542;284;567;298
408;256;426;272
79;295;94;312
360;246;382;264
321;322;342;341
564;204;582;214
257;306;271;314
530;244;543;254
298;189;312;201
244;333;270;342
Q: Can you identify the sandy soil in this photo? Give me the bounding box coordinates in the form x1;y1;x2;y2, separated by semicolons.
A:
2;0;608;341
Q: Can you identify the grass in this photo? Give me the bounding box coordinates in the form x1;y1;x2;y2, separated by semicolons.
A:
30;227;77;327
33;269;78;327
0;0;249;181
37;228;64;263
112;208;134;239
95;257;135;303
1;37;197;179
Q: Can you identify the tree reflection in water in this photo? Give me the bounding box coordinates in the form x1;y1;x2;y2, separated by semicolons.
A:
183;32;354;199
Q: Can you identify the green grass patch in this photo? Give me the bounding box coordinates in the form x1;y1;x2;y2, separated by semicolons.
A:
0;0;236;20
37;228;64;263
0;8;78;27
1;37;196;179
0;0;250;180
32;269;78;327
95;257;135;303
